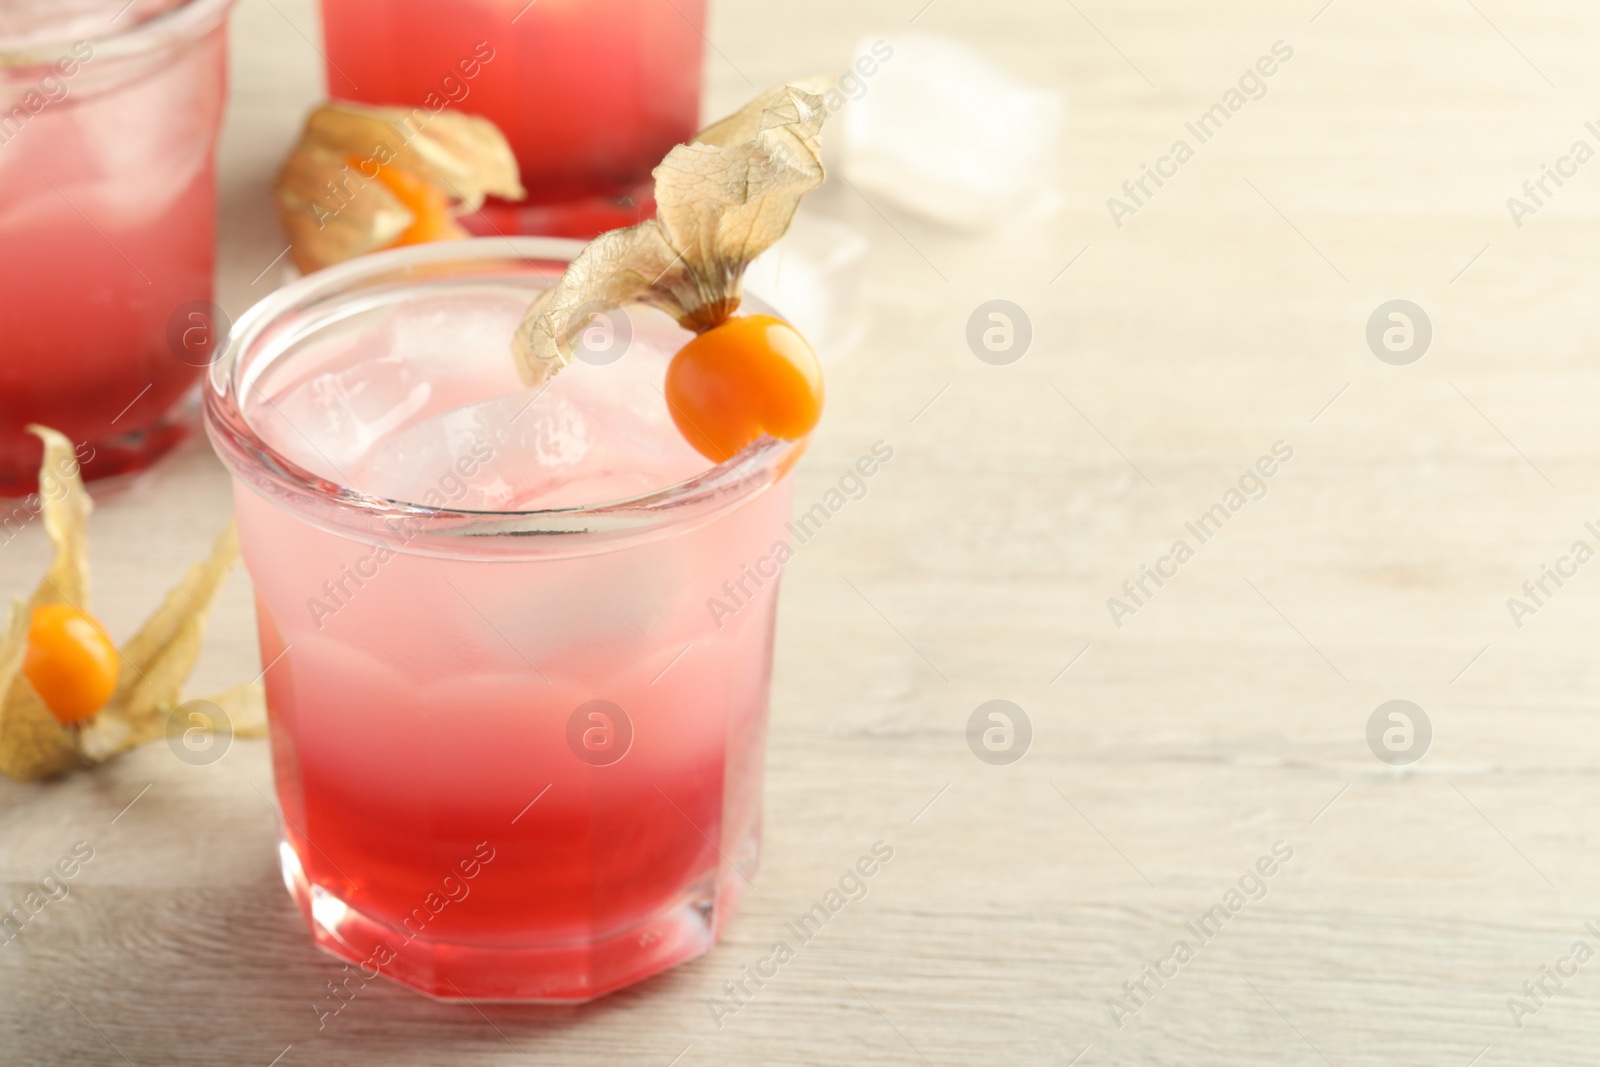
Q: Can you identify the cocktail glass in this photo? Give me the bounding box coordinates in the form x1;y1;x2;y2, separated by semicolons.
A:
204;238;799;1001
0;0;237;496
316;0;707;237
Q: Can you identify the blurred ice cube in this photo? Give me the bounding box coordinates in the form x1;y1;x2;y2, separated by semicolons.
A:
355;387;594;509
0;0;185;44
745;211;869;363
260;351;434;482
69;51;216;225
386;290;530;388
840;32;1062;230
257;289;706;511
256;290;531;484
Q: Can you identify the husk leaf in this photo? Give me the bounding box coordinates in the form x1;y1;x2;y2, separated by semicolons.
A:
510;82;831;387
0;601;81;782
95;522;240;743
275;146;417;274
275;102;524;274
26;424;92;612
0;430;248;780
195;680;269;739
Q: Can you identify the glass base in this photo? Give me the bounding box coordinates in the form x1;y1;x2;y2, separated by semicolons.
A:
459;184;656;241
0;403;193;498
279;838;744;1003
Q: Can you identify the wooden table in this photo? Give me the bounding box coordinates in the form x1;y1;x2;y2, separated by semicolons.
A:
7;0;1600;1063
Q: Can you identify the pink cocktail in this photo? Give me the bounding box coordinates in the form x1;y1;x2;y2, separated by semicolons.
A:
317;0;706;237
0;0;236;495
205;239;799;1001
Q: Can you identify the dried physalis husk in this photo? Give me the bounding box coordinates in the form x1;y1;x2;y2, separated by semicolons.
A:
511;80;833;388
30;425;92;612
0;427;259;781
77;524;243;761
274;101;525;274
197;680;269;739
0;425;98;781
0;600;79;782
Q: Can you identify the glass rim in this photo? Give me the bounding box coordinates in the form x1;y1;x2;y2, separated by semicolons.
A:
0;0;237;67
203;237;802;543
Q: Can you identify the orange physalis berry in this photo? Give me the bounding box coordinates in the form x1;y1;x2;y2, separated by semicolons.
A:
347;154;459;248
664;315;825;463
23;604;120;724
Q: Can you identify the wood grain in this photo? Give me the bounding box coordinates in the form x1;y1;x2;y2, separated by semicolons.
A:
7;0;1600;1063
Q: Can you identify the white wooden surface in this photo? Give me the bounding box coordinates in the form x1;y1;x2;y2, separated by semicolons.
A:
8;0;1600;1063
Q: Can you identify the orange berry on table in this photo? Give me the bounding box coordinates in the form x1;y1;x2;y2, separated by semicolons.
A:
345;154;459;248
23;604;120;725
664;315;824;463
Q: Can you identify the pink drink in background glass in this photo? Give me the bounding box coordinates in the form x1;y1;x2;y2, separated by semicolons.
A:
206;239;800;1001
317;0;706;237
0;0;236;495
